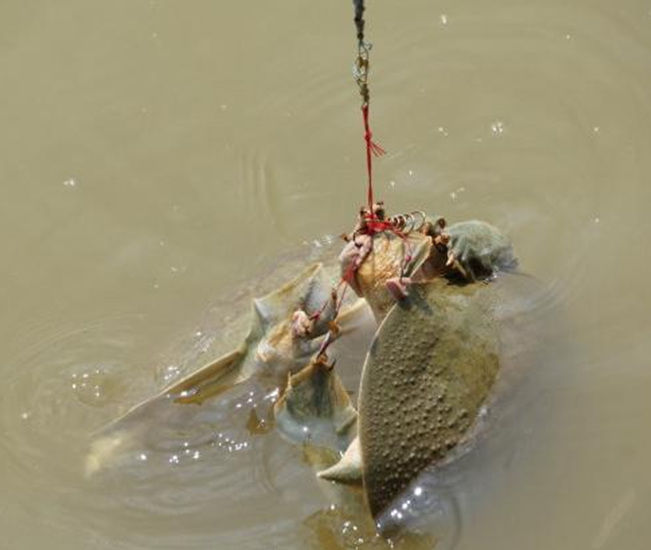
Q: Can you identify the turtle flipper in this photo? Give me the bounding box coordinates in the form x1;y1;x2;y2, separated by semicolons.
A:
96;343;249;436
273;357;357;453
170;346;249;405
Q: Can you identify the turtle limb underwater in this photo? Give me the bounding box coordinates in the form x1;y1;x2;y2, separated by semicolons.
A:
272;353;365;485
271;337;365;482
272;351;368;524
86;263;371;474
273;355;358;453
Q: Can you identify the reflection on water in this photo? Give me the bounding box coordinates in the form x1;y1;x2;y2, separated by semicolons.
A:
2;0;651;548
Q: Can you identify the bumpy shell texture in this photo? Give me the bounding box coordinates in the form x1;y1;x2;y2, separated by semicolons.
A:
358;277;501;519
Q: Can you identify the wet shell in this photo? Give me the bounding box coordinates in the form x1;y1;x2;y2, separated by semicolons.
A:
358;277;504;519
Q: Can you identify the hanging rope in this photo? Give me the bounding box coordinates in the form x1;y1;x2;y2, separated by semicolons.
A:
352;0;385;216
295;1;398;362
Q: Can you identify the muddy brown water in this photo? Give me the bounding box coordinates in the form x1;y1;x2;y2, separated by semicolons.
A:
2;1;651;548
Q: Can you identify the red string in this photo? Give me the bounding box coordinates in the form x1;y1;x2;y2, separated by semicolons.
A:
361;104;385;214
364;218;394;234
311;104;390;358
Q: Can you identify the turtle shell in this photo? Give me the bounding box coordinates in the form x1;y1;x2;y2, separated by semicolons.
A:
358;275;516;519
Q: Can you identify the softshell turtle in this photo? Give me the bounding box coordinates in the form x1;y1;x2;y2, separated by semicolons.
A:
327;209;523;522
89;199;527;538
267;206;522;523
86;262;369;474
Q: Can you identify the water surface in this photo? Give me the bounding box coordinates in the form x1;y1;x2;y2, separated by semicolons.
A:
2;1;651;548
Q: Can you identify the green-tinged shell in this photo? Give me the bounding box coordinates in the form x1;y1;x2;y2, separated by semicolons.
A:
358;277;504;519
